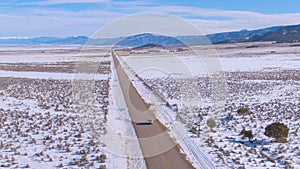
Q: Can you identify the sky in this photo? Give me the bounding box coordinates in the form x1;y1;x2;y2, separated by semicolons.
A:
1;0;300;37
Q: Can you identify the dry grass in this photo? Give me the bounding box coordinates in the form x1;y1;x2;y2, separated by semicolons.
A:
0;76;110;168
142;70;300;168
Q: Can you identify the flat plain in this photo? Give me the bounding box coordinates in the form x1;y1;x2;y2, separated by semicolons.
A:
0;42;299;169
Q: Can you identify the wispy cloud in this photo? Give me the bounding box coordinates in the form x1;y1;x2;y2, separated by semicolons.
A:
1;1;300;37
0;7;123;37
126;5;300;34
21;0;110;6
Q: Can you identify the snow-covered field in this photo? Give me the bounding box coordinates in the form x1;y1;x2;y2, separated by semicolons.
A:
1;44;299;169
124;53;300;78
120;44;300;169
0;78;111;168
0;46;116;169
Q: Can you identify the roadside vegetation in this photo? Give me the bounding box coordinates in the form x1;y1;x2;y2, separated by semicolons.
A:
143;69;300;168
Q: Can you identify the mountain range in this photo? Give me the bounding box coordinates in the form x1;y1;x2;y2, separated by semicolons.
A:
1;24;300;46
0;36;89;45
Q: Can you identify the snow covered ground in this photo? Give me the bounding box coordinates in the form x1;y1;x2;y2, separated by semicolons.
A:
0;46;116;168
142;71;299;168
0;77;110;168
124;53;300;78
0;46;110;63
0;70;109;80
120;45;300;169
1;44;299;169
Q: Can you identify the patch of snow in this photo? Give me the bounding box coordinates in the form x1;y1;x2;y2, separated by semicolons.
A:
123;54;300;79
0;70;109;80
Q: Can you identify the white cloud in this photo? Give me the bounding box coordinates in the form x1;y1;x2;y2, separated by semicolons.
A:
92;13;206;38
1;3;300;37
0;8;123;37
127;5;300;34
34;0;110;5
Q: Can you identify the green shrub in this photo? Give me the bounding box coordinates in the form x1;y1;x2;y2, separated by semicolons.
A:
237;107;252;117
207;118;216;131
264;122;289;141
240;128;253;140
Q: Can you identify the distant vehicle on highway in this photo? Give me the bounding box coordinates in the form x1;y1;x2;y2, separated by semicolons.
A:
136;119;153;125
145;119;153;125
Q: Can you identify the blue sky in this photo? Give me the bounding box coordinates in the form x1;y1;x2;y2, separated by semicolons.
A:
1;0;300;37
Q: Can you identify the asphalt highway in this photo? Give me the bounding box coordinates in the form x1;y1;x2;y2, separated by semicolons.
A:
112;51;195;169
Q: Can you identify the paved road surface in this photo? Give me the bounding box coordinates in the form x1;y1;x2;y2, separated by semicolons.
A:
112;51;195;169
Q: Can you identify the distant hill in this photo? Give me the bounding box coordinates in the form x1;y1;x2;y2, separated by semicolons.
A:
115;33;184;46
216;24;300;44
1;24;300;45
176;26;284;45
88;37;122;46
0;36;89;45
131;43;165;50
209;26;283;44
244;24;300;43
